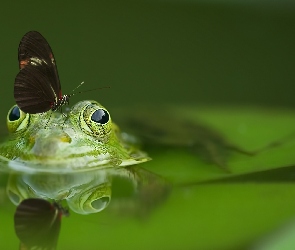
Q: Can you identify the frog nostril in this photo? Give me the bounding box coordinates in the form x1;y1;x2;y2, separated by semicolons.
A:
60;133;71;143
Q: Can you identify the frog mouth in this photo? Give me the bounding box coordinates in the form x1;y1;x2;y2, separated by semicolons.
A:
11;132;150;172
1;115;151;172
6;155;149;173
28;136;112;165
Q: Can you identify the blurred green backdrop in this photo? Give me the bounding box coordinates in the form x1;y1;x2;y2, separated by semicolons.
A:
1;1;295;249
0;0;294;119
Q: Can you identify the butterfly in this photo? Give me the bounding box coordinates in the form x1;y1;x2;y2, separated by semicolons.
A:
14;31;70;114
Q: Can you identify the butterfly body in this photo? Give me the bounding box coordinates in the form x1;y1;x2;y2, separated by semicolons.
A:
51;94;70;111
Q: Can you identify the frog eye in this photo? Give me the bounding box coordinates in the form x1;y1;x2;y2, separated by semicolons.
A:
80;103;112;142
66;183;111;214
9;106;21;121
7;105;30;133
91;109;110;124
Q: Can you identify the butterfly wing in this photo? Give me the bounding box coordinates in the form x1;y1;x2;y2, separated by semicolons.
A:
14;198;65;250
14;31;61;113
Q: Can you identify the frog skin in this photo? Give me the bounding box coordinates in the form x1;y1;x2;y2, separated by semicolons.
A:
0;100;150;171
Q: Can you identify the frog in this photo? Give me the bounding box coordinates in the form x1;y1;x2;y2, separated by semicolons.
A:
0;100;150;172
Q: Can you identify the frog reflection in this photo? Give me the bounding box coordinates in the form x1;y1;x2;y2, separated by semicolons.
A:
7;166;170;215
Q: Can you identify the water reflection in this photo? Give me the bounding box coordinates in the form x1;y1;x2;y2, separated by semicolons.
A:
5;166;170;249
14;198;68;250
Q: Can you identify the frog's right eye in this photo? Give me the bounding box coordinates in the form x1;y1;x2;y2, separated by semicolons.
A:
7;105;30;133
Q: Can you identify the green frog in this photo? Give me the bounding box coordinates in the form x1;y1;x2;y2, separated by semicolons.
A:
0;99;170;218
0;100;150;172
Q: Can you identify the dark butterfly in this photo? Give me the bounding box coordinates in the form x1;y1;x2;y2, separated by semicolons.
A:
14;198;69;250
14;31;69;114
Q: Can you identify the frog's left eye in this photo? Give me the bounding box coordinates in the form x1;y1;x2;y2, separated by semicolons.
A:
80;103;112;142
7;105;30;133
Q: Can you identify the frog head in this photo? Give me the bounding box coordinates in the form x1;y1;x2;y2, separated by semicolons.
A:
1;100;149;171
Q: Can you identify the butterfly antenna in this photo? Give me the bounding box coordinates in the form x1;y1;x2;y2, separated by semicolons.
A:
75;86;110;94
71;81;85;94
68;81;110;97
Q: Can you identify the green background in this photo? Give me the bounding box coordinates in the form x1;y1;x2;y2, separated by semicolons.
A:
0;1;295;116
1;1;295;250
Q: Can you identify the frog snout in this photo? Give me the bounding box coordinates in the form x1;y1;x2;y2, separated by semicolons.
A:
31;131;72;157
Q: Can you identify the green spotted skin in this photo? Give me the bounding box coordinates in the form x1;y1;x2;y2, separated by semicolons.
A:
0;100;149;171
